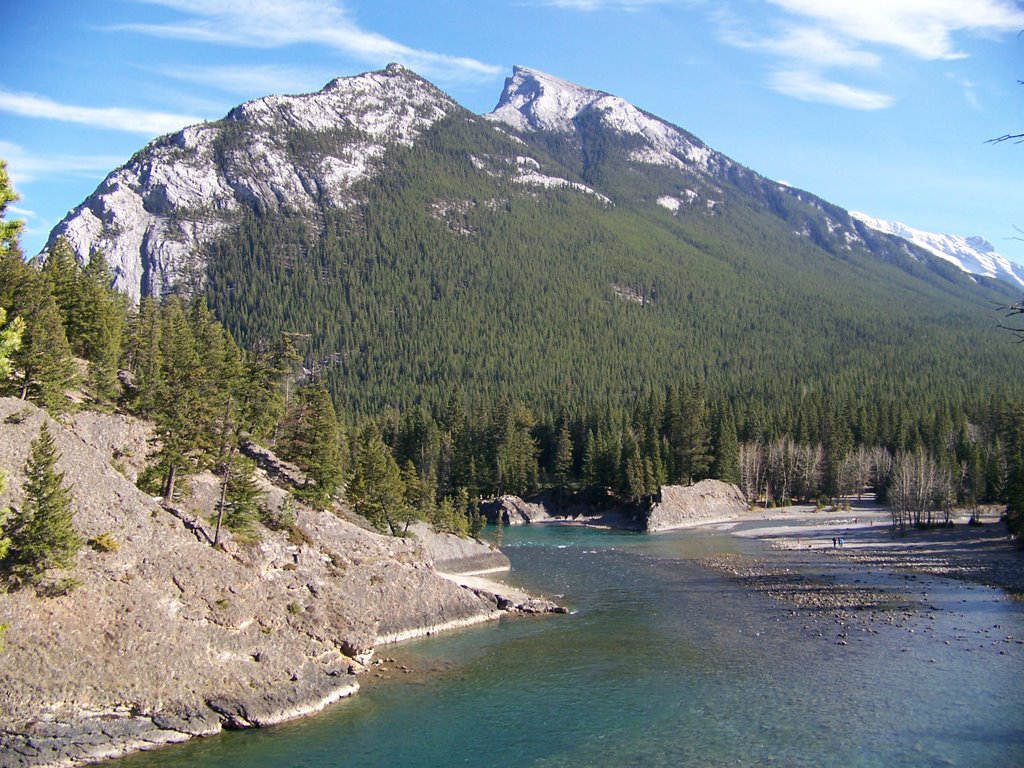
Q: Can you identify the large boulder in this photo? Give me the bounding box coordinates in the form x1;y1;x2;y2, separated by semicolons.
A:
644;480;748;532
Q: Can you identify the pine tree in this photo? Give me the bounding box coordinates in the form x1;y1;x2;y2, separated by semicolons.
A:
495;403;539;496
553;423;574;507
238;334;300;441
622;431;646;501
2;423;81;586
399;459;431;531
0;160;23;259
122;296;163;414
0;307;25;382
149;297;204;502
213;453;263;543
347;421;405;532
78;253;125;404
15;285;76;413
41;237;85;345
710;400;740;484
284;385;344;509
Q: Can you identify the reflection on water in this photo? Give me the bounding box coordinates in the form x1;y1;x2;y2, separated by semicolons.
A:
118;525;1024;768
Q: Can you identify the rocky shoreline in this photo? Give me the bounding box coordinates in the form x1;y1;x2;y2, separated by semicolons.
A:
700;503;1023;649
0;399;562;768
480;480;747;532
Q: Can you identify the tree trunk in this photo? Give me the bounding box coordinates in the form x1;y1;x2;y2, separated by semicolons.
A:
163;464;177;505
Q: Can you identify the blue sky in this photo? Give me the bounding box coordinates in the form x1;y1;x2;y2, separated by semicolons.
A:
3;0;1023;262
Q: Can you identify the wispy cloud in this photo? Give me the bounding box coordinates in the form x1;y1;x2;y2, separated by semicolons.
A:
0;89;203;135
720;24;881;70
769;70;894;110
0;140;125;185
719;0;1024;109
116;0;502;82
766;0;1024;60
946;73;981;109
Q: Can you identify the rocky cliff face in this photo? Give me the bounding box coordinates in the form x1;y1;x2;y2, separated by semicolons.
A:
41;64;456;303
644;480;749;532
480;482;748;533
0;397;513;767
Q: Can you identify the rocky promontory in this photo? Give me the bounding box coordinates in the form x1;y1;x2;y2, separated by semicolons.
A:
644;480;748;532
0;398;547;767
480;480;748;532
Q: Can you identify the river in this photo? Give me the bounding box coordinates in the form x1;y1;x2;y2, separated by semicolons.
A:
117;524;1024;767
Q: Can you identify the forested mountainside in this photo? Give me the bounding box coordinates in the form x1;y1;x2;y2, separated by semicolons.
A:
42;64;1023;419
17;64;1024;535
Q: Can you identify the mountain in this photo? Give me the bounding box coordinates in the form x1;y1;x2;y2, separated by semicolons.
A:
850;212;1024;289
38;64;1024;415
45;64;455;303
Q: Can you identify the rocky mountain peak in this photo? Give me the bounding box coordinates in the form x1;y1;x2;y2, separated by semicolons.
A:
487;65;609;133
41;66;457;303
486;66;719;176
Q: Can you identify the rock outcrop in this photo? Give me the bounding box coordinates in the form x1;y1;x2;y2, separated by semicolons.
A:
406;522;510;575
481;483;748;534
0;398;518;767
644;480;748;532
481;495;558;526
479;491;644;530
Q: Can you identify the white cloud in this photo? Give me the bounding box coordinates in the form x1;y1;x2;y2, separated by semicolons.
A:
766;0;1024;60
118;0;502;82
0;89;203;135
768;71;894;110
717;0;1024;110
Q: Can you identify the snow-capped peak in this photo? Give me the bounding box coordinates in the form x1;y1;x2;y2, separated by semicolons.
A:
851;212;1024;289
486;66;607;134
486;66;717;173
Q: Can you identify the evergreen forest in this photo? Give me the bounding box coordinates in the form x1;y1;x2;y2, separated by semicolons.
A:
4;95;1024;545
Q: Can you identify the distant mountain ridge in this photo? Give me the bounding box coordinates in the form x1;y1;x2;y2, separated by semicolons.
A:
42;62;1015;302
850;212;1024;288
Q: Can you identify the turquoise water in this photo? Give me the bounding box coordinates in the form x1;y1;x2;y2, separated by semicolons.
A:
119;525;1024;767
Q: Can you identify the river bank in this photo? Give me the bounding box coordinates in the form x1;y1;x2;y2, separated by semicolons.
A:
0;399;563;768
698;501;1023;655
718;501;1024;594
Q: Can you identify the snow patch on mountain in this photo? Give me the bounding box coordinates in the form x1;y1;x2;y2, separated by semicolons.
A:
851;212;1024;288
502;155;609;202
